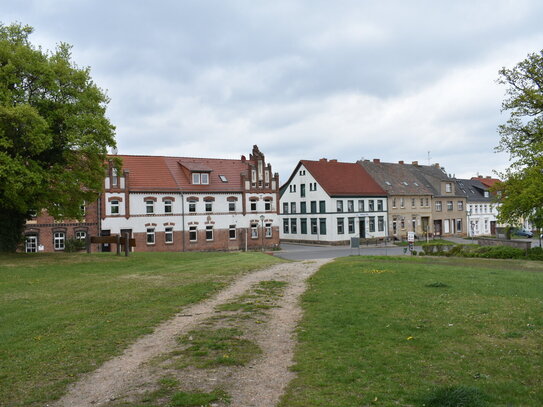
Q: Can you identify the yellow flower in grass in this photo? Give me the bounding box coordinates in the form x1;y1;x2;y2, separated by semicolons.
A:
406;336;414;340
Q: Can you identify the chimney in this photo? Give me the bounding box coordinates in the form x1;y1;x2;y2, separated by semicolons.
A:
412;161;418;165
241;155;246;163
434;163;440;168
329;159;338;163
320;158;328;162
373;158;380;163
486;176;491;179
398;160;404;164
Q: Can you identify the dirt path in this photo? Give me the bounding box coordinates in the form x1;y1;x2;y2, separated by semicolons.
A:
53;258;331;407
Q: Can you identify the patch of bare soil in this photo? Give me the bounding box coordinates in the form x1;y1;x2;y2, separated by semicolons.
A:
53;258;331;407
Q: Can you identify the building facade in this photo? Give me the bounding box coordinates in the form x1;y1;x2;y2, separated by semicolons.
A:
359;159;433;239
280;159;388;244
457;179;498;236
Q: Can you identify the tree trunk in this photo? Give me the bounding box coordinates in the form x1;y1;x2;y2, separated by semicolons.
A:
0;208;27;252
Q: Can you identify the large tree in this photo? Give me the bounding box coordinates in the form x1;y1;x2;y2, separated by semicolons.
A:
495;50;543;224
0;23;116;252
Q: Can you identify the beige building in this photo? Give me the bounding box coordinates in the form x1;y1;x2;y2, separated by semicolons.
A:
359;159;433;239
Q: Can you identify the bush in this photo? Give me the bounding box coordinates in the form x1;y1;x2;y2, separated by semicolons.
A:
421;385;488;407
64;238;86;253
527;246;543;260
474;246;524;259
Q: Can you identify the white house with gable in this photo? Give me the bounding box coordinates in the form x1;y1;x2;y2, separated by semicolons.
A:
280;159;388;244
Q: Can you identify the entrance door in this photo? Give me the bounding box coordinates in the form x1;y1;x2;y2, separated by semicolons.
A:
101;230;111;252
25;235;37;253
359;219;366;238
490;221;497;235
433;220;442;237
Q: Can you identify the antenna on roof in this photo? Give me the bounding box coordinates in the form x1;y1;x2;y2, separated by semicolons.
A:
427;151;431;165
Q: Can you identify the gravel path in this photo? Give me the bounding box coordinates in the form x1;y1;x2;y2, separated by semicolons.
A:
53;258;331;407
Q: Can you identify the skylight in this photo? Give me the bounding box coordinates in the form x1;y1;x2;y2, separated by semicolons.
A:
402;181;408;186
219;175;228;182
385;181;391;186
413;182;419;186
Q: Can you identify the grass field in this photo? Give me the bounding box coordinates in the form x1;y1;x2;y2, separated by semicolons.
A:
0;251;282;407
279;256;543;407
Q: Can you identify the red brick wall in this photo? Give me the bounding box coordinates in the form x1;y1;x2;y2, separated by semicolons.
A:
22;201;100;253
133;227;280;252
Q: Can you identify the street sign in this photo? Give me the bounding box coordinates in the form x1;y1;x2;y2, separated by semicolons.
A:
407;232;415;243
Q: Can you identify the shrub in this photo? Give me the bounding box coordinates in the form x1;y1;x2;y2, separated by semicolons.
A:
475;245;524;259
421;385;488;407
527;246;543;260
64;238;86;252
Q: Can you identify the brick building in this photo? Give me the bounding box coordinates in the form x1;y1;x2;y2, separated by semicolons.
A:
100;145;280;252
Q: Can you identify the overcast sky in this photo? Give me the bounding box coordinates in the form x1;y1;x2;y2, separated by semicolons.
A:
4;0;543;181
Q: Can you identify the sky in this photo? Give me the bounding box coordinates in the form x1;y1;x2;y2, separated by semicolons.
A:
3;0;543;182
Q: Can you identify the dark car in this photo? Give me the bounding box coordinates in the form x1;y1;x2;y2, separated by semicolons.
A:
513;228;534;238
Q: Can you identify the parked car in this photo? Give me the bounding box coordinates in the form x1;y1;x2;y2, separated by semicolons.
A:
513;228;534;238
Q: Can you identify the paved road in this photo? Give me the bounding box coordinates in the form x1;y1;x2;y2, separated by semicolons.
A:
274;243;407;261
274;236;542;261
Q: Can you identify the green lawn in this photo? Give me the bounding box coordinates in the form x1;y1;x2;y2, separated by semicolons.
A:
279;256;543;407
0;251;282;407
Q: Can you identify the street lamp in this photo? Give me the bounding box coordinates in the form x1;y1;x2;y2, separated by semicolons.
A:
260;215;265;252
467;208;473;241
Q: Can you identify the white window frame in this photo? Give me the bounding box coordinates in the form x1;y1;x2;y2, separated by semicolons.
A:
229;225;237;240
251;223;259;238
75;231;87;241
165;227;173;243
164;200;173;213
54;232;65;250
25;235;38;253
192;173;201;184
111;200;120;215
146;200;154;214
229;202;236;212
205;225;213;241
146;228;155;244
189;226;197;242
205;202;213;212
265;223;272;238
201;173;209;185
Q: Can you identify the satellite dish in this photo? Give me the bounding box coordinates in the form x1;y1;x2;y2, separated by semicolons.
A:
111;147;118;155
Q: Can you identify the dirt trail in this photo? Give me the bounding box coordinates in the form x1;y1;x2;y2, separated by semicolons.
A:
53;258;331;407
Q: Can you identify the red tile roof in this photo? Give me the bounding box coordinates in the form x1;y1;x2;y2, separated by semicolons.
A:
116;155;249;192
470;176;501;188
301;159;386;196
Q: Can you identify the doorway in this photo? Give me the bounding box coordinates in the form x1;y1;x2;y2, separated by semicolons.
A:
359;219;366;238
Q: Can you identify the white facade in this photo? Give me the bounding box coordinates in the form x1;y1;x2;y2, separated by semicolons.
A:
280;164;388;243
467;202;499;236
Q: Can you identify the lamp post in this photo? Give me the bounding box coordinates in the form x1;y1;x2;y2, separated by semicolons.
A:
467;208;473;241
260;215;265;252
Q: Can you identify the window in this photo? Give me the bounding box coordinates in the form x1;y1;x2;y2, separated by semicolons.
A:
80;203;86;216
111;168;118;186
206;225;213;241
146;228;155;244
229;202;236;212
251;223;258;238
447;201;453;211
299;170;306;176
250;201;257;211
206;202;213;212
229;225;236;239
337;218;344;234
412;216;416;230
348;217;355;234
25;235;37;253
189;201;196;213
146;200;154;214
444;219;450;234
319;218;327;235
435;201;442;211
309;182;317;191
445;183;452;193
369;200;375;211
369;217;375;232
75;231;87;241
392;198;396;208
420;198;424;207
319;201;326;213
291;218;297;234
189;226;197;242
310;201;317;213
400;218;405;229
54;232;65;250
265;223;272;238
164;200;172;213
358;200;364;212
458;201;464;211
300;184;306;197
337;200;343;212
399;198;404;208
265;200;272;211
311;218;318;234
347;200;354;212
283;202;289;214
202;173;209;184
290;202;296;214
411;198;416;208
377;200;383;211
378;216;384;232
289;184;297;193
484;191;489;198
192;173;201;184
219;175;228;182
300;202;307;214
165;227;173;243
301;218;307;234
283;219;289;234
111;200;119;214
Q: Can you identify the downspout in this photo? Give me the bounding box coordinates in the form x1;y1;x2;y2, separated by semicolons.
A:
181;192;186;252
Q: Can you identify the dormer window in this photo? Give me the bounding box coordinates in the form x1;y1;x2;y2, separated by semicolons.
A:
445;183;452;193
219;175;228;182
192;172;209;185
484;191;489;198
111;168;118;186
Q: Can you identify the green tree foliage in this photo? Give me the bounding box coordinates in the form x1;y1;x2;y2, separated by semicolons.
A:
495;50;543;223
0;23;116;251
